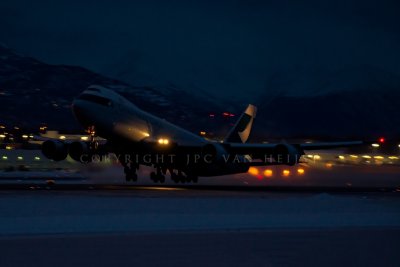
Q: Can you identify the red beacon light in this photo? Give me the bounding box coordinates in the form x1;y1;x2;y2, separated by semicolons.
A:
379;137;385;143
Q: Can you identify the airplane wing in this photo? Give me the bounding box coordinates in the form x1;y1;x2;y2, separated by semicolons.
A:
226;140;367;155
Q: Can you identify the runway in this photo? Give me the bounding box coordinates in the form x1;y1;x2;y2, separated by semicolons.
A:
0;187;399;266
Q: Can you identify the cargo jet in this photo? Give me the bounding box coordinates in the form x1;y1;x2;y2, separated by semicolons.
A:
41;85;366;183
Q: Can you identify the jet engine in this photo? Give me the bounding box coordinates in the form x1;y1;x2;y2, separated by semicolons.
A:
272;144;303;165
201;143;228;163
41;140;68;161
68;141;91;162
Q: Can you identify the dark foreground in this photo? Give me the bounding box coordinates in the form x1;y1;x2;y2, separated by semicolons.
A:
0;188;399;267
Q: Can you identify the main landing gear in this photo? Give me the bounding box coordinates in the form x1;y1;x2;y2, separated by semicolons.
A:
121;159;138;182
150;167;198;184
170;170;198;184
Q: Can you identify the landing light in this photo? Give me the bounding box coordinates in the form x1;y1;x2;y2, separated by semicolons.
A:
158;138;169;145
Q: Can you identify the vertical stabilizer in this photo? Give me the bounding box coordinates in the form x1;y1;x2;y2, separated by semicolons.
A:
223;104;257;143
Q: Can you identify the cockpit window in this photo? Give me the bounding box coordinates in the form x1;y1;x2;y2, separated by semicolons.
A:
78;94;112;106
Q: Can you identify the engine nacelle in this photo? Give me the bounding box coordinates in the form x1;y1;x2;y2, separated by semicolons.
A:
201;143;228;164
41;140;68;161
273;144;303;166
69;141;91;162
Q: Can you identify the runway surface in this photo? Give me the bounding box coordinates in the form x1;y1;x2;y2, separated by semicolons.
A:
0;187;399;267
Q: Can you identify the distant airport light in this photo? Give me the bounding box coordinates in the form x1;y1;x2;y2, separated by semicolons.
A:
209;113;215;118
29;135;34;138
282;170;290;176
263;169;273;177
248;167;259;176
5;145;13;150
338;155;345;160
0;125;5;129
362;155;371;159
22;135;28;139
80;136;89;141
313;155;321;160
0;134;5;138
398;144;400;148
297;168;305;175
350;155;358;158
374;156;384;160
59;136;66;140
14;126;19;130
379;137;385;143
2;156;7;160
388;156;399;160
200;131;206;136
371;143;380;148
34;156;41;160
17;156;23;160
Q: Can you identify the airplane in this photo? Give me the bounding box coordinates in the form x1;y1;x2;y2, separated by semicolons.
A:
41;85;368;183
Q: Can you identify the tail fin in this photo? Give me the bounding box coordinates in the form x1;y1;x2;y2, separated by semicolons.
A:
224;104;257;143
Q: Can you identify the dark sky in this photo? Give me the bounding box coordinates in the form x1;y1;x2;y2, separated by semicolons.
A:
1;0;399;101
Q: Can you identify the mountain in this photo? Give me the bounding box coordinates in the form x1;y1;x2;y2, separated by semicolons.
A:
0;44;233;135
254;66;400;139
0;43;399;139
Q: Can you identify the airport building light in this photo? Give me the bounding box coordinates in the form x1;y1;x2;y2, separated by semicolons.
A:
17;156;23;160
2;156;7;160
34;156;41;160
297;168;305;175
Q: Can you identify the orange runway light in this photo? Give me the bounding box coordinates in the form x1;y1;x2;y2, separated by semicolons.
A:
297;168;305;175
263;169;273;177
325;163;333;168
248;167;259;176
282;169;290;177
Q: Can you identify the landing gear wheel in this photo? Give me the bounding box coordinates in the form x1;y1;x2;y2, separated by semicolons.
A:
124;165;138;182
